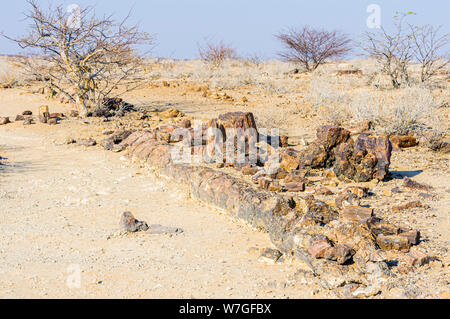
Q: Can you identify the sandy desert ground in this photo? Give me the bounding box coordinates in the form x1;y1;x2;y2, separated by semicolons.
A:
0;57;449;299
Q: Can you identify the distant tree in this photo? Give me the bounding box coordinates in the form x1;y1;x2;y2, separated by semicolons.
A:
275;26;352;71
3;0;153;114
198;38;237;68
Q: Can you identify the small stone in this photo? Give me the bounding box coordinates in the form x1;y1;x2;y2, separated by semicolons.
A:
376;234;410;251
22;110;33;116
77;138;97;147
399;230;421;245
406;250;432;266
0;117;10;125
383;189;392;197
15;115;25;121
390;135;418;149
340;206;373;223
119;211;149;232
308;235;332;258
258;248;282;264
344;186;368;198
323;244;355;265
285;181;305;192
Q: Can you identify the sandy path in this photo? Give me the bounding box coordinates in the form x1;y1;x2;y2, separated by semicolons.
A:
0;127;315;299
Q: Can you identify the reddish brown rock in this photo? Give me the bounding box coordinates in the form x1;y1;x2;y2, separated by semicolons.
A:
390;135;418;149
340;206;374;223
366;217;400;236
22;110;33;116
15;115;25;121
49;113;64;119
316;125;351;150
399;230;421;245
376;234;410;251
323;244;356;265
285;182;305;192
334;133;392;182
308;235;332;258
407;251;433;266
218;111;258;132
296;126;351;169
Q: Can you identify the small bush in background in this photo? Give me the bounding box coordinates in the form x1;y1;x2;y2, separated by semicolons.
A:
198;39;237;68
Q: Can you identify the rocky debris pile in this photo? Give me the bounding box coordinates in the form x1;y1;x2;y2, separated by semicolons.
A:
286;126;392;182
91;98;136;117
101;111;432;295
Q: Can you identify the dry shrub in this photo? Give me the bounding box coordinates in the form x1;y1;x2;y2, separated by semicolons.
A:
350;86;438;135
198;39;237;68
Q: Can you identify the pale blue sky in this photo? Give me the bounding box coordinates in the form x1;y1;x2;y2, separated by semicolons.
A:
0;0;449;59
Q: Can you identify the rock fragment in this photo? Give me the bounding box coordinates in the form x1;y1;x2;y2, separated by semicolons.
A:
119;211;149;232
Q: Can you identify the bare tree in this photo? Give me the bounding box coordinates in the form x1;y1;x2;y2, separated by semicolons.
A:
362;12;449;88
198;38;237;68
409;24;449;83
275;26;351;71
3;0;153;114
